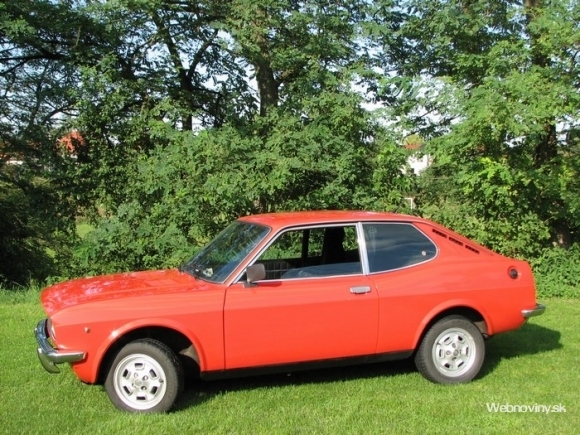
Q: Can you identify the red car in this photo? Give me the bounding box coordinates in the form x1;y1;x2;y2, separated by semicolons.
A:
35;211;544;412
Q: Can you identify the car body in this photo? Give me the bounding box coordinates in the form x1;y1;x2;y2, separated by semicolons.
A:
35;211;545;412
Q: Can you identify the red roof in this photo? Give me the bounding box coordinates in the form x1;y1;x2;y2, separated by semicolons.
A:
58;131;85;154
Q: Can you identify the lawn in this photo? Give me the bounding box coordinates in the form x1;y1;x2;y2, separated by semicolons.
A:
1;293;578;435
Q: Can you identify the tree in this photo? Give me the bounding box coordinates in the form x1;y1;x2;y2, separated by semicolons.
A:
0;1;416;277
12;0;411;275
0;152;74;285
0;1;91;284
70;88;412;275
374;0;580;258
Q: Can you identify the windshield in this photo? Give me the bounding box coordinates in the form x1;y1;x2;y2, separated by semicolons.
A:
182;221;270;283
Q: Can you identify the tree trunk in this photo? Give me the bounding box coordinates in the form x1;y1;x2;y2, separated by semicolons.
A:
255;58;279;117
250;7;279;117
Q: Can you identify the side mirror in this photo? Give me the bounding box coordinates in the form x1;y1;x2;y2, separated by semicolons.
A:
245;263;266;287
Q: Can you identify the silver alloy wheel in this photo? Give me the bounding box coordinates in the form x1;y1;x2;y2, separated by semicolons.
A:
431;327;477;377
113;353;168;411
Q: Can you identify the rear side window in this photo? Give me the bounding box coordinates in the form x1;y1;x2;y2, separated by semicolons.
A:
363;223;437;273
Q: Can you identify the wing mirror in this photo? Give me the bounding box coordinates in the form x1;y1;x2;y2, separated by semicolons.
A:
245;263;266;287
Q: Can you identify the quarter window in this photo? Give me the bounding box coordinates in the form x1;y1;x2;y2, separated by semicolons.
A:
363;223;436;273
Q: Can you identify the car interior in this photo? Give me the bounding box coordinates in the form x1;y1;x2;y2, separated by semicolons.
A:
255;225;362;279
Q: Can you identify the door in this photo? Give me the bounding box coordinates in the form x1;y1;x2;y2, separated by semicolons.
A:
223;224;379;369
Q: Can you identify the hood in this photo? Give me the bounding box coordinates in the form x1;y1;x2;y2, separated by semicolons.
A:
40;269;203;316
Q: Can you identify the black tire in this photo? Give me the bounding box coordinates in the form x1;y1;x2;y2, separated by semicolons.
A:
414;315;485;384
104;338;184;413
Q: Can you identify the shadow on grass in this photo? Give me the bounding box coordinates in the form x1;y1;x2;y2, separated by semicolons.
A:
479;322;562;378
175;322;561;411
176;358;416;411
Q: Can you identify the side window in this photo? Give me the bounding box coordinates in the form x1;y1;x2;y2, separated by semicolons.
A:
256;225;362;280
363;223;436;273
259;230;306;263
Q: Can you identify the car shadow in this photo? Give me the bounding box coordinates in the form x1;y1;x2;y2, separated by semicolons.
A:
176;359;417;410
175;322;561;411
478;322;562;378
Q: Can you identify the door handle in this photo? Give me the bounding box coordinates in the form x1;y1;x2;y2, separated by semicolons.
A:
350;286;371;294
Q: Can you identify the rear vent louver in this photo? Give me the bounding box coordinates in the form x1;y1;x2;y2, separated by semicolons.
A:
449;237;463;246
432;228;447;238
465;245;480;254
432;228;480;254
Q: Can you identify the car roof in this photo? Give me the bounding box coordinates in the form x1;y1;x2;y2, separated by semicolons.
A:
237;210;424;231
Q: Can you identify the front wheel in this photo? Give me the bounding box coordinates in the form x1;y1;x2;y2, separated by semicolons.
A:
415;315;485;384
104;338;184;413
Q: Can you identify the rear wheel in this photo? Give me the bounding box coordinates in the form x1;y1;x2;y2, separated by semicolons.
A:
104;338;184;413
415;315;485;384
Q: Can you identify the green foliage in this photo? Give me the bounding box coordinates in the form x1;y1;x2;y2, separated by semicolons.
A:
0;1;86;286
417;155;553;259
68;92;411;276
532;245;580;299
0;162;74;286
380;0;580;259
2;0;580;291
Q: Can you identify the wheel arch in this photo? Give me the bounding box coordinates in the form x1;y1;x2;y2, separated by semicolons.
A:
96;324;201;384
413;304;489;351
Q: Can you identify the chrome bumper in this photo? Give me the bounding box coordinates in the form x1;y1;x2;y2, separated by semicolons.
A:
35;319;86;374
522;303;546;319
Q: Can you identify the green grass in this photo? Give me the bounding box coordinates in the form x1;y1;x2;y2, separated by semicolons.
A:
1;294;578;435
